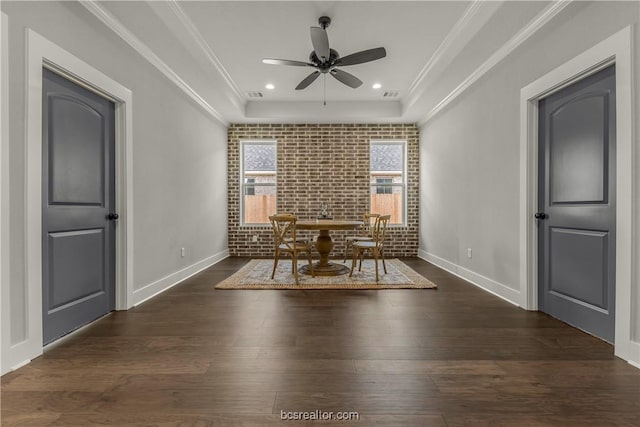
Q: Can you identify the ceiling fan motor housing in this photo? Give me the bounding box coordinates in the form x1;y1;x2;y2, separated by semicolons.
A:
309;49;340;72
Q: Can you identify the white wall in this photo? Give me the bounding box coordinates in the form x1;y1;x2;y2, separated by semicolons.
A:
419;1;640;362
0;1;228;373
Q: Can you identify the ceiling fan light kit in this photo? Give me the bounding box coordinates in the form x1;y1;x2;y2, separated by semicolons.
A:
262;15;387;101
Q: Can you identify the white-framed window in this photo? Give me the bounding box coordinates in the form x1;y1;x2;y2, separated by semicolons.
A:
370;140;406;225
240;140;277;225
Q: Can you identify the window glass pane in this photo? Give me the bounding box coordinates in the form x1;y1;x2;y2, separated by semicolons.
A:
242;142;277;224
244;184;276;224
370;186;403;224
370;142;405;225
244;144;276;171
376;178;393;194
371;144;403;171
245;178;255;196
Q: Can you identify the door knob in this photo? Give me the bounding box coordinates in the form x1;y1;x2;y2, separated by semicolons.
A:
107;212;119;221
534;212;548;220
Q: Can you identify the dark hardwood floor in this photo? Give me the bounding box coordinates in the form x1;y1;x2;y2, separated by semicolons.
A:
2;257;639;426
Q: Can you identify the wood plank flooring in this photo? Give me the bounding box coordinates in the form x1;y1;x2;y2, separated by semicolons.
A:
2;258;639;426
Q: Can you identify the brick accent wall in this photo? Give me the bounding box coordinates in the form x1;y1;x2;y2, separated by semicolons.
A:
228;124;419;258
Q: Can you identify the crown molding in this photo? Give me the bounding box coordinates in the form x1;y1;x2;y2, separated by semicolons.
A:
417;0;572;127
165;1;245;109
79;0;229;126
403;1;503;114
407;0;483;96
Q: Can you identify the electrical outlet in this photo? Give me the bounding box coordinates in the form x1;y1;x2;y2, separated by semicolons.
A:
467;248;472;259
252;235;258;242
180;247;185;258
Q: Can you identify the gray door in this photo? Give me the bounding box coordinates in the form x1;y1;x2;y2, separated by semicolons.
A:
537;65;616;343
42;68;116;344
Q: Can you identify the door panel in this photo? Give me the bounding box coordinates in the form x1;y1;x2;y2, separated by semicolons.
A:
42;68;115;344
548;228;608;309
550;95;608;204
538;65;616;343
48;96;105;205
48;229;105;310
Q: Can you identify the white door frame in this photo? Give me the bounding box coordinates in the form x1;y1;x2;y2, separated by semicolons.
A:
519;26;634;361
1;11;10;373
17;29;134;366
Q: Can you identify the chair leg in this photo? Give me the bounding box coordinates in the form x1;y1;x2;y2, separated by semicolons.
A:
343;240;351;262
373;249;379;282
271;250;279;279
381;249;387;274
292;252;299;286
358;251;364;272
307;250;315;278
349;247;357;277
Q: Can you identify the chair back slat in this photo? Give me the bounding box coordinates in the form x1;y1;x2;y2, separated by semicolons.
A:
269;214;297;251
362;213;380;237
372;215;391;248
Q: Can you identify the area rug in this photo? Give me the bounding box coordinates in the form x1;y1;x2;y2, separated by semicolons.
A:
215;259;437;290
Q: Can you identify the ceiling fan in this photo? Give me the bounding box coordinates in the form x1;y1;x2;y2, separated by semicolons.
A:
262;16;387;91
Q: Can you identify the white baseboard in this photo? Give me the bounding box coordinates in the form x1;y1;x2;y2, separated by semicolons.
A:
133;249;229;306
628;341;640;369
418;249;521;307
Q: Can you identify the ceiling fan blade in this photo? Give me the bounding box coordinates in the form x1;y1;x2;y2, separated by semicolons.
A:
262;58;313;67
295;71;321;90
335;47;387;66
310;27;330;62
330;69;362;88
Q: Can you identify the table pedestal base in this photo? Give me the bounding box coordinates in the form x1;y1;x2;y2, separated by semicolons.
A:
301;230;350;276
300;262;350;276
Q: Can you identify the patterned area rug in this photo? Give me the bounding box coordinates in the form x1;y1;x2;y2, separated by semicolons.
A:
215;259;437;290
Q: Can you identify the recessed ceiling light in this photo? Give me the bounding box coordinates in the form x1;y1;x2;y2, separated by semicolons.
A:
265;83;275;90
372;83;382;89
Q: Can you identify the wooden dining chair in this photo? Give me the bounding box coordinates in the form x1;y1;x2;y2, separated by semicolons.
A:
343;213;380;262
349;215;390;282
269;214;315;285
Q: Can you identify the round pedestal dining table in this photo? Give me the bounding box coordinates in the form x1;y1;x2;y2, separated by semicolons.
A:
296;219;363;276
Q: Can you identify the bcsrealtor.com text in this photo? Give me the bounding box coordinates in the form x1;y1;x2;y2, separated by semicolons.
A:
280;410;360;421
